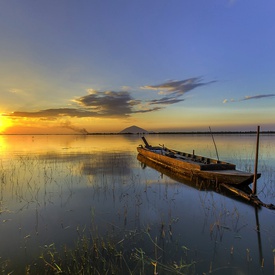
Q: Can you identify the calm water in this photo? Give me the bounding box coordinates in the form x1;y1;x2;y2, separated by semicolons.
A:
0;134;275;274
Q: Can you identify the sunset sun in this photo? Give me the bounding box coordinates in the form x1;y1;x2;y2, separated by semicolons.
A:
0;115;12;133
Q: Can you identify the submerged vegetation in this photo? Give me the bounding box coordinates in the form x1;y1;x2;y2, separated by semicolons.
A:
0;151;195;274
30;227;196;275
0;134;275;274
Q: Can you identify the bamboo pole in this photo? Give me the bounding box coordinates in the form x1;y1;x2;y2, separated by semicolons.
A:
209;126;219;161
255;206;263;266
252;126;260;195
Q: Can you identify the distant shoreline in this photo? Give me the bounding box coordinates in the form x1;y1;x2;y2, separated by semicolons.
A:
1;131;275;136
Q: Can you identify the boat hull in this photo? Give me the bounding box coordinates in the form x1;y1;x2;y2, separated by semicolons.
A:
137;146;259;186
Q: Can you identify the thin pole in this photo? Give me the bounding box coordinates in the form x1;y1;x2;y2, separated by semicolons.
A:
253;126;260;195
254;206;263;266
209;126;219;161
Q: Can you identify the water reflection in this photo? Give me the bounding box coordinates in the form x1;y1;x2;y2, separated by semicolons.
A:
81;152;133;176
137;153;257;206
137;152;269;273
0;134;274;274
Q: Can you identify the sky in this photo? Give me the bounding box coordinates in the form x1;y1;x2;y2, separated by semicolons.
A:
1;0;275;134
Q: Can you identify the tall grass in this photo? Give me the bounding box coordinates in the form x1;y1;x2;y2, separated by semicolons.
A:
1;134;275;274
21;225;196;275
0;153;196;274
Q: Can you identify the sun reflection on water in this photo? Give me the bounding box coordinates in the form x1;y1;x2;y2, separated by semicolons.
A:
0;134;274;274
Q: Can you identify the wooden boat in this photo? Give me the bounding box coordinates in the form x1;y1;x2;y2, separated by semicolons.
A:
137;137;261;186
137;154;258;204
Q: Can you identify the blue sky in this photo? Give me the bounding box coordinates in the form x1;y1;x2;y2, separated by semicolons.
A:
1;0;275;133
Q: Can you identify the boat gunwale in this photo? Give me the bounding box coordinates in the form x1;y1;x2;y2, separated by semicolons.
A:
137;146;259;185
137;145;236;171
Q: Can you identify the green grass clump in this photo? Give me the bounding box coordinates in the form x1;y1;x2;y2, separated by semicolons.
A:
25;230;195;275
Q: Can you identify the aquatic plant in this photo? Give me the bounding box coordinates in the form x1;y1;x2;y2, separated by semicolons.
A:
1;134;275;274
29;227;196;275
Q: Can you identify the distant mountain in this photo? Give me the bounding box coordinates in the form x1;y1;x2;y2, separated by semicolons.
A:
119;125;148;134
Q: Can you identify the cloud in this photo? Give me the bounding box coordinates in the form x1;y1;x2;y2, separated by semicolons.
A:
223;99;228;104
148;96;185;105
8;88;30;97
223;94;275;103
7;108;98;118
142;77;215;106
240;94;275;101
5;77;215;120
5;90;160;119
223;98;235;104
141;77;216;96
74;90;136;116
121;85;132;91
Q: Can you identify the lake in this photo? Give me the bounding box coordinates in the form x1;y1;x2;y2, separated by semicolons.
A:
0;134;275;274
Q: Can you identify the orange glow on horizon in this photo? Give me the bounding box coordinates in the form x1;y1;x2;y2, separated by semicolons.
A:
1;112;272;135
1;116;131;134
0;115;13;133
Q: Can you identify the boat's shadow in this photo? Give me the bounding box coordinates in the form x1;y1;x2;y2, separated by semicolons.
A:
137;153;256;207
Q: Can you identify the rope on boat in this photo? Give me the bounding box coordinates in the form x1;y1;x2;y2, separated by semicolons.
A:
261;202;275;210
221;183;275;210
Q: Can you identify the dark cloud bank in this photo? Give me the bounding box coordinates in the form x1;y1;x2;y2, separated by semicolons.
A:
6;77;214;119
7;77;274;121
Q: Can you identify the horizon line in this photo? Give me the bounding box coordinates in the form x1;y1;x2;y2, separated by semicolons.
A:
1;130;275;136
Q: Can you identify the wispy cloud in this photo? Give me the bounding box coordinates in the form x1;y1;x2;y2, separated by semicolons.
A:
142;77;215;106
8;88;30;97
223;94;275;103
7;108;98;118
240;94;275;101
141;77;215;96
148;96;185;105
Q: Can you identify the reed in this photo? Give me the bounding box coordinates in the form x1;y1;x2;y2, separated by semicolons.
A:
28;227;196;275
1;134;275;274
